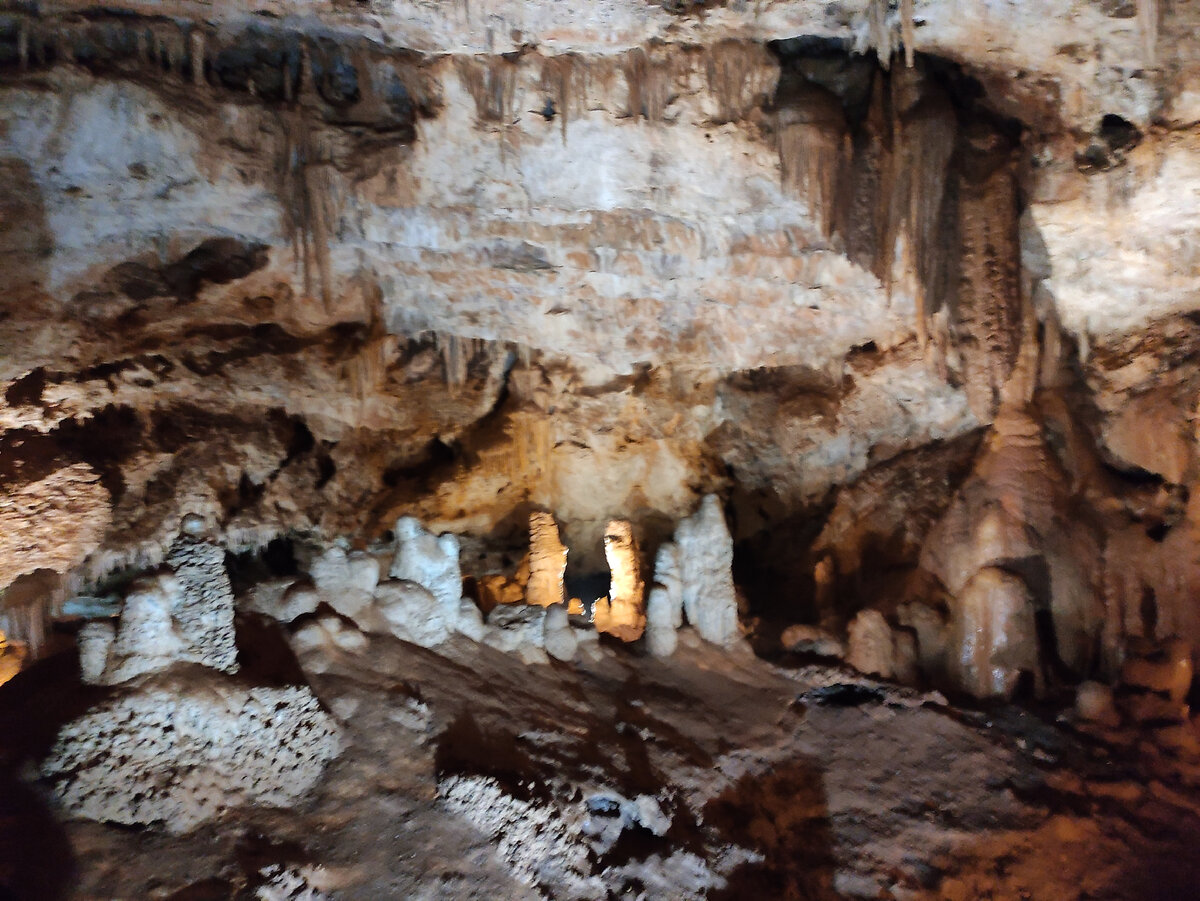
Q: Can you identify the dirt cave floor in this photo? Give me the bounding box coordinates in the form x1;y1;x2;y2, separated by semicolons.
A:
3;625;1200;901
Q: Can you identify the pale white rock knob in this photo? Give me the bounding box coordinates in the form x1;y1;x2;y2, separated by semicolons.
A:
674;495;738;647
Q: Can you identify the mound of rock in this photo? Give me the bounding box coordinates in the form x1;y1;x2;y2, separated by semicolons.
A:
42;526;341;831
42;677;341;832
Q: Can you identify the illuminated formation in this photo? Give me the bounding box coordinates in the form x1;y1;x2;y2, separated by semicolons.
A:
594;520;646;641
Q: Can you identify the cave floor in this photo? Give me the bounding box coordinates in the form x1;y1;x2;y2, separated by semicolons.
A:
5;629;1200;900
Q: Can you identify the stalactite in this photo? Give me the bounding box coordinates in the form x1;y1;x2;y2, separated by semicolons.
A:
189;28;206;87
158;34;172;74
540;54;576;144
779;123;842;238
894;87;957;334
622;47;671;121
508;412;554;489
901;0;915;68
866;0;896;67
17;19;28;71
347;337;386;403
1138;0;1158;66
953;149;1023;420
439;333;471;388
705;40;770;124
279;113;337;309
457;57;519;123
777;82;846;239
0;572;65;659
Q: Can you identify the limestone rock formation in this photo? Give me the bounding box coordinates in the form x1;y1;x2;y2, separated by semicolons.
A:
82;536;239;686
948;568;1041;700
43;543;341;832
781;624;846;659
373;580;452;648
309;545;380;622
845;610;918;684
86;574;184;686
0;631;27;687
291;614;370;666
41;678;341;832
527;512;568;608
674;496;739;647
165;536;240;675
246;578;320;624
543;603;578;662
5;1;1200;891
644;542;684;657
483;603;549;665
1075;681;1120;728
846;610;896;679
1122;639;1194;705
916;406;1104;696
390;517;482;638
593;520;646;641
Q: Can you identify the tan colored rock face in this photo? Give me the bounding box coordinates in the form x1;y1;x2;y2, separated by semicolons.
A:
0;463;110;592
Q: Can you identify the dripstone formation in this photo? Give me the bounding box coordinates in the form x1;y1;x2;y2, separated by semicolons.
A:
4;1;1200;897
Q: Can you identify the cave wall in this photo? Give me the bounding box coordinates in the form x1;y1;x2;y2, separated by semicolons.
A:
3;0;1200;698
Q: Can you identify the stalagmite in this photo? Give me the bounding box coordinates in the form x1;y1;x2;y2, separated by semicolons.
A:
165;533;240;675
593;520;645;642
846;610;917;683
949;567;1040;700
897;602;947;679
780;624;845;659
374;580;452;647
644;543;683;657
526;511;568;608
543;603;578;661
847;610;897;679
675;496;739;647
390;517;481;638
309;545;381;623
1075;681;1120;728
81;526;240;686
484;603;549;665
95;574;186;685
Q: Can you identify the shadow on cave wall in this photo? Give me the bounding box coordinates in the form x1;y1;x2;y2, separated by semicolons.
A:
704;754;842;900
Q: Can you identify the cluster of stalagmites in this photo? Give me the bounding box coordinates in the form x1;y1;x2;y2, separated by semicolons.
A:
41;495;737;830
783;396;1200;765
259;493;739;666
42;517;341;831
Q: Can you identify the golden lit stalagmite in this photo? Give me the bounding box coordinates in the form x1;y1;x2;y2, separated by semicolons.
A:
594;519;646;641
526;511;568;608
